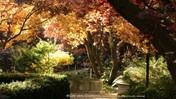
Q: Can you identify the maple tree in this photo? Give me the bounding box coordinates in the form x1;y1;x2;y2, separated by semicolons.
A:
36;0;176;85
83;4;149;84
17;0;154;83
1;0;175;85
18;0;151;49
41;0;153;84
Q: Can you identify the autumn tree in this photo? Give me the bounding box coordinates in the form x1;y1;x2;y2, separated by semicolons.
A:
84;8;152;84
20;0;147;74
79;1;152;84
8;0;169;84
39;0;150;85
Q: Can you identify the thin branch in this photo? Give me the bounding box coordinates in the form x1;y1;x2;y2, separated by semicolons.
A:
0;18;8;25
5;7;38;43
22;16;52;31
0;1;20;25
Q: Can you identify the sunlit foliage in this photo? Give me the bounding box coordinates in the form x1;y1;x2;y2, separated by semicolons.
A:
0;0;52;48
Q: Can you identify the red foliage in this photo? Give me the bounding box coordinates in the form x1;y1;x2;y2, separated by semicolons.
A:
144;34;154;40
134;0;141;5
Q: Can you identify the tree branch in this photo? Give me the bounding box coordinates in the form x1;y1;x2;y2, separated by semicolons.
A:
107;0;176;54
23;16;52;31
5;7;39;44
0;18;8;25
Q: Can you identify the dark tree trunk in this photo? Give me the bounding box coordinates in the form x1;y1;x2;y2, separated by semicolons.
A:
108;0;176;84
108;41;126;85
84;32;101;78
146;53;150;87
108;38;119;85
108;32;122;85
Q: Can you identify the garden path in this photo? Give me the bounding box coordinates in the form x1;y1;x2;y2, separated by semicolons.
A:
59;68;89;74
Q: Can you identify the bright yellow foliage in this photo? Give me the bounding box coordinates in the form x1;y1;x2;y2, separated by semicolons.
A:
49;51;74;67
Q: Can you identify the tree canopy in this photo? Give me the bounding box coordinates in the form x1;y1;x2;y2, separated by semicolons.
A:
0;0;176;84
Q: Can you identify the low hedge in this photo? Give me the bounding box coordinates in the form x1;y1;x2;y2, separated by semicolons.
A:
0;74;70;99
0;73;37;84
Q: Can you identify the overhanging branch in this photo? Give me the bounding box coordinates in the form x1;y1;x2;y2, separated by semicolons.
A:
5;7;40;44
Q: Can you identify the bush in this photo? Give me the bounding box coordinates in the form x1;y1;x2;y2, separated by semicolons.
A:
0;73;36;84
49;51;74;72
122;57;169;84
12;40;74;73
12;41;57;73
121;56;176;99
0;74;70;99
124;76;176;99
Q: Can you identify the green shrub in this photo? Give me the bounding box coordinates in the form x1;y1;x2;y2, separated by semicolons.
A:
124;76;176;99
0;74;70;99
121;56;176;99
12;40;74;73
123;57;169;84
12;41;57;73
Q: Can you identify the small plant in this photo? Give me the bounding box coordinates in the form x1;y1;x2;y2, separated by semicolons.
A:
103;83;118;93
122;56;169;84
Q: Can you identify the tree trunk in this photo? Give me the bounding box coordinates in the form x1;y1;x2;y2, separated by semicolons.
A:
108;0;176;84
146;53;150;87
108;33;121;85
84;32;101;78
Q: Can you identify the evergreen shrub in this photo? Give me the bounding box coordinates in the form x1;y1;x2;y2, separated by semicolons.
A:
0;74;70;99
